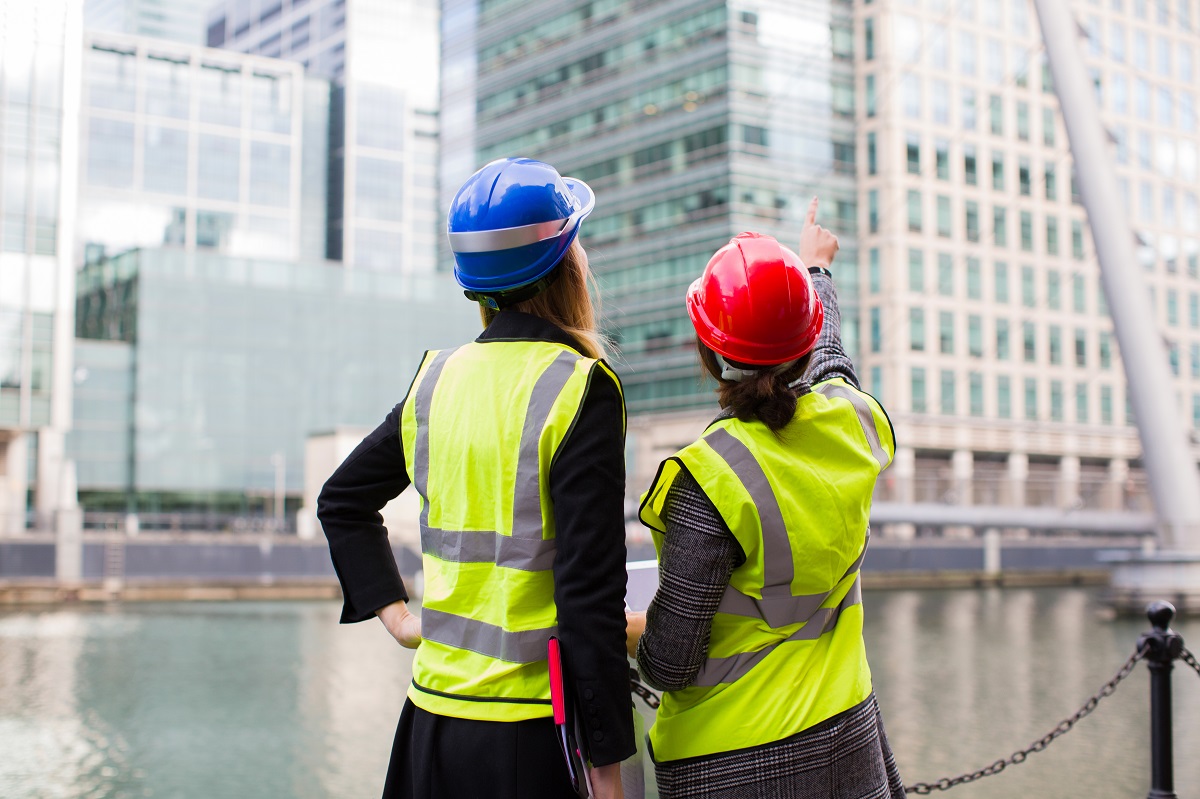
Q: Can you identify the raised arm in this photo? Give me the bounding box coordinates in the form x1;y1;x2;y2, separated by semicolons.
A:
798;196;860;389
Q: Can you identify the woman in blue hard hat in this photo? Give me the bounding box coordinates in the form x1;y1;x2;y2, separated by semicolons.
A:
319;157;634;799
625;199;905;798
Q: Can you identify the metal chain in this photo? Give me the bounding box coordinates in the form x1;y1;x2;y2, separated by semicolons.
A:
631;679;661;710
1182;647;1200;679
905;645;1147;794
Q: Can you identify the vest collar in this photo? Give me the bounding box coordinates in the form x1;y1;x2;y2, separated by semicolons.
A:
477;309;588;356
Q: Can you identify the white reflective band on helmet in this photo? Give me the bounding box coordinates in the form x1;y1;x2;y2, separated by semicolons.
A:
692;576;863;686
448;216;572;254
720;357;798;383
814;382;889;470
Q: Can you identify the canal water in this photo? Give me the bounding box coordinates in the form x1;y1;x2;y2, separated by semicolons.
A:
1;588;1197;799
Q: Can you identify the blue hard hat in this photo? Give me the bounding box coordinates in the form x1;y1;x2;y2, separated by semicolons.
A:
448;157;595;299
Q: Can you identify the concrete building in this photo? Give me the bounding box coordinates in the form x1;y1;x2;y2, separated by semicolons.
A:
0;1;83;533
72;247;478;525
77;31;330;266
84;0;215;45
205;0;441;274
447;0;1196;525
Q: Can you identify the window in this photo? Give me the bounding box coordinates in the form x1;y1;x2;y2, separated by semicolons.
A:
1072;220;1085;259
996;318;1011;359
869;190;879;233
869;248;881;293
1169;341;1180;375
907;190;922;232
970;373;985;416
1045;164;1057;200
1022;265;1036;307
1023;321;1037;361
1167;289;1179;325
965;201;980;242
1073;274;1087;313
1020;211;1034;251
968;314;983;356
1019;158;1032;195
1049;325;1063;364
903;74;921;118
870;308;882;352
940;311;955;353
967;257;982;299
1043;107;1056;146
1050;381;1064;421
936;139;950;180
962;88;977;129
866;75;877;117
960;31;977;74
1101;385;1114;424
1025;378;1038;420
1017;101;1030;141
910;308;926;350
1047;270;1061;309
938;253;954;296
1047;217;1060;255
941;370;957;415
992;155;1005;190
865;17;876;59
1191;343;1200;378
909;248;925;291
912;367;927;413
907;133;921;174
993;206;1007;246
932;80;950;124
1076;383;1089;423
998;376;1012;418
867;132;877;175
198;134;240;201
1190;292;1199;328
1100;331;1113;368
964;145;978;185
990;94;1003;135
995;261;1009;302
937;195;952;238
1073;327;1087;366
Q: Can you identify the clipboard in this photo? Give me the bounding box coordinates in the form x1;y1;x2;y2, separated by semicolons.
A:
548;636;594;798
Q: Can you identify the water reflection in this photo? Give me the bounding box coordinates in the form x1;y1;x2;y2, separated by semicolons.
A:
0;589;1197;798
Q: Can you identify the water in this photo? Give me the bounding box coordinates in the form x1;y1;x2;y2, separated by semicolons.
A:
1;588;1197;798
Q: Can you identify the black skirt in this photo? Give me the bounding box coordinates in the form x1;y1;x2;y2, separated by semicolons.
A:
383;697;579;799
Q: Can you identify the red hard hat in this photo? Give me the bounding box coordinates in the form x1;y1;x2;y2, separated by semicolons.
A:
686;232;825;365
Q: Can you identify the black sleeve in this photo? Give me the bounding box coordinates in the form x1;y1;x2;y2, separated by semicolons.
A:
805;272;861;388
548;363;636;767
317;403;411;624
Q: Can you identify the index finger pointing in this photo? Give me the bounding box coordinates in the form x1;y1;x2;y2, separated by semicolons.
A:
805;196;818;227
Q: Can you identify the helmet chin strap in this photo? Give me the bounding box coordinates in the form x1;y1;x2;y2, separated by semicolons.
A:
720;357;798;382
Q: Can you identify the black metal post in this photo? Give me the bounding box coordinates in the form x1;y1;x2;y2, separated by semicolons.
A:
1138;601;1184;799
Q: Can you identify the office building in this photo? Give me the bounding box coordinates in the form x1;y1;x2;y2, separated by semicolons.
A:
0;1;82;532
72;247;478;520
84;0;215;45
77;31;329;265
205;0;441;273
848;0;1196;517
452;0;1200;521
443;0;861;416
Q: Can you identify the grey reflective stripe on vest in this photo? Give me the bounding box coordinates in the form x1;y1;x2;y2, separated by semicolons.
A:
412;348;577;572
693;576;864;687
814;382;889;470
421;608;557;664
716;530;870;628
704;429;794;610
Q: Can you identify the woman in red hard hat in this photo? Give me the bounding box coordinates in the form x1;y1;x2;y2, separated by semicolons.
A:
626;199;904;798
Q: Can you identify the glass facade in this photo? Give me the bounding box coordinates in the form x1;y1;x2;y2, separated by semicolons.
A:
454;0;858;414
0;0;77;530
206;0;440;274
72;248;479;512
78;33;325;265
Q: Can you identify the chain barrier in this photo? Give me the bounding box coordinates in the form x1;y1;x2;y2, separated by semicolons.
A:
905;644;1147;794
630;670;662;710
1182;647;1200;679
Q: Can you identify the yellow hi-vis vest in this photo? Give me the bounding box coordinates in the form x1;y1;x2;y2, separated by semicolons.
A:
638;378;894;762
400;340;623;721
